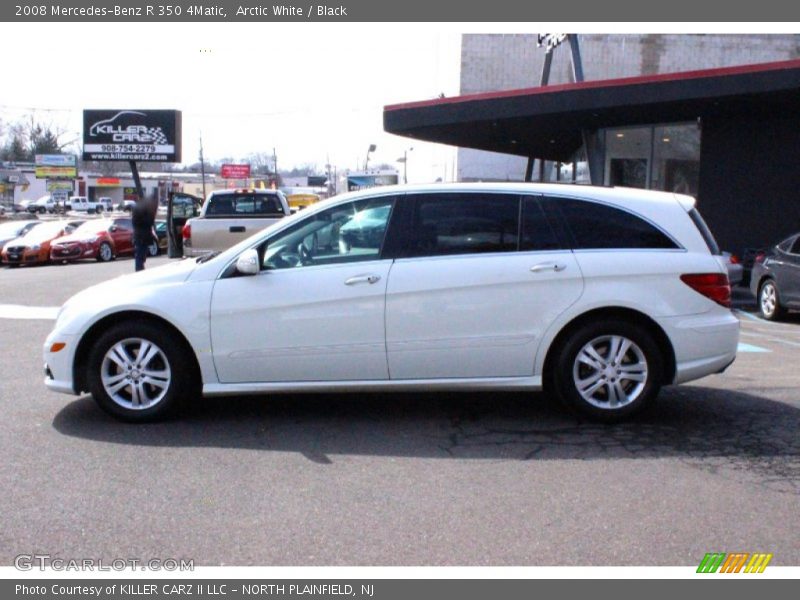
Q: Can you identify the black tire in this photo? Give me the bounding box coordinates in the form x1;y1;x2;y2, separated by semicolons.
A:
96;242;114;262
147;240;160;257
758;279;785;321
86;321;199;422
549;319;663;422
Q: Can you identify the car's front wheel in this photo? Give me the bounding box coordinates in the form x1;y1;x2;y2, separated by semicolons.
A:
759;280;785;321
550;319;663;422
87;321;197;422
97;242;114;262
147;241;159;257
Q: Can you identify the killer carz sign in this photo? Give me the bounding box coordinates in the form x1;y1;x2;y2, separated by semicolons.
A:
83;110;182;162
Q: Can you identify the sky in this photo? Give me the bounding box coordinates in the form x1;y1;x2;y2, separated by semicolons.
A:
1;22;792;184
0;23;462;183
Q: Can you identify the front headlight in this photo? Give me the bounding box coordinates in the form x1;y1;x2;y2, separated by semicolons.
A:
81;237;99;244
30;244;41;251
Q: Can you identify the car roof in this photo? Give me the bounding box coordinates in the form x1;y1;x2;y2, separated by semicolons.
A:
314;182;694;212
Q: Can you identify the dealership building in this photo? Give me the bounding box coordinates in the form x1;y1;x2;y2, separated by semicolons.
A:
384;34;800;254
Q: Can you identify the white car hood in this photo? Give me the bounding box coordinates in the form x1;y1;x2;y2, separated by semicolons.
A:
56;258;200;332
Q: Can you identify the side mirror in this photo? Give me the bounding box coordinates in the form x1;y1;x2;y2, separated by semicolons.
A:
109;226;118;232
235;248;260;276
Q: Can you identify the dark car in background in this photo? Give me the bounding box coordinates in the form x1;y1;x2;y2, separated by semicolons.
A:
149;220;168;256
749;232;800;320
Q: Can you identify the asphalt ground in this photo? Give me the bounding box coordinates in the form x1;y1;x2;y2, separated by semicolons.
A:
0;257;798;567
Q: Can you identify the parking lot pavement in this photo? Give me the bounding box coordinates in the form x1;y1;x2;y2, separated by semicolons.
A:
1;264;798;566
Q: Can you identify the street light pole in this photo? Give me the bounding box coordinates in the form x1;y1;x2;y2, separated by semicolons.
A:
364;144;376;171
397;147;413;183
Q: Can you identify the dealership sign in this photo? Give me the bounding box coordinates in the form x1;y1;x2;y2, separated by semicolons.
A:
82;110;182;162
46;180;74;192
35;154;77;179
220;164;251;179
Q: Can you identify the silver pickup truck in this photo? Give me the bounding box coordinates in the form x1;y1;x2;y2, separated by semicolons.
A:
182;189;291;257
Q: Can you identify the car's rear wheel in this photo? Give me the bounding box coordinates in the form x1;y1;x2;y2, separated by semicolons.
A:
147;241;159;257
87;321;196;422
550;319;663;422
759;280;785;321
97;242;113;262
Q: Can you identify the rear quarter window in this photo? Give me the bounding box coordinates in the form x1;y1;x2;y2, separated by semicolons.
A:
548;197;679;250
687;208;720;255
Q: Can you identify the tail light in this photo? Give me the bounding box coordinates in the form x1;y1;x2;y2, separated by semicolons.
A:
680;273;731;308
728;254;741;264
182;223;191;241
754;251;766;264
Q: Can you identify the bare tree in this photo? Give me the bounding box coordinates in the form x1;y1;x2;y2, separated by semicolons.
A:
246;152;276;175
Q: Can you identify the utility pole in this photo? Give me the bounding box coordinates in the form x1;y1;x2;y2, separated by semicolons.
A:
273;147;278;187
199;132;207;199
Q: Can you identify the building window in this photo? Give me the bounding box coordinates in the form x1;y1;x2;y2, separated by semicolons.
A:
652;123;700;195
603;122;700;194
604;127;652;188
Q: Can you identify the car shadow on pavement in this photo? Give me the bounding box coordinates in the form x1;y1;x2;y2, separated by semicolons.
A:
52;386;800;492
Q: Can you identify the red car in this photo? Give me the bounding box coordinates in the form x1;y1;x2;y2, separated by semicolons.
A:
50;217;135;263
2;221;76;267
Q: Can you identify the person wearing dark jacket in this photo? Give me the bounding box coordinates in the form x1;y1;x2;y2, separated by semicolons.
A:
132;197;157;272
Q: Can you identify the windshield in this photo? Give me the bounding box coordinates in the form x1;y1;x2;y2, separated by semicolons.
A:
20;221;66;243
0;221;36;237
71;220;112;236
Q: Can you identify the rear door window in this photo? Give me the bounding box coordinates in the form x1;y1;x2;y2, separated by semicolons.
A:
405;193;520;258
520;197;564;251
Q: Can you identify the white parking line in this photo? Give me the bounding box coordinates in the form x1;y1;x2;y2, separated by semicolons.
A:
735;309;765;322
0;304;59;320
736;342;771;353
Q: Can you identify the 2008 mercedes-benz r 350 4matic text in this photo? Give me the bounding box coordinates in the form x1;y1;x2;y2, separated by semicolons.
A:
43;183;739;423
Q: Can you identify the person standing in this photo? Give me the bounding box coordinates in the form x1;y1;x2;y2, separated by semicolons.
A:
132;196;157;272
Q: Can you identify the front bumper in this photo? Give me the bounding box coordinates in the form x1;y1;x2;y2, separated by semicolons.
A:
43;332;79;395
51;243;97;261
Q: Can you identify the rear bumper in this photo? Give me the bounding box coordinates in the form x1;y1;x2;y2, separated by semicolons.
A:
656;310;740;385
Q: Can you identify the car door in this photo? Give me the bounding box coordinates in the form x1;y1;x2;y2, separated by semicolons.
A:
110;218;134;254
166;192;203;257
779;236;800;306
385;192;584;379
209;195;398;383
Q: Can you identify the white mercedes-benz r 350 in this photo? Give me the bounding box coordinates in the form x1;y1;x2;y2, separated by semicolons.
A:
44;183;739;422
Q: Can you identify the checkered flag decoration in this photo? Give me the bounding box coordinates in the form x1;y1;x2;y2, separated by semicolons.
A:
146;128;168;145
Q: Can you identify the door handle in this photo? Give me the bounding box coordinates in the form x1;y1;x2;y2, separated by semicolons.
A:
345;275;381;285
530;262;566;273
229;226;246;233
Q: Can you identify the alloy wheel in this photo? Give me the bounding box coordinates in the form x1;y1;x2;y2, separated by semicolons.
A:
572;335;648;410
760;282;777;318
99;243;113;261
100;337;172;410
